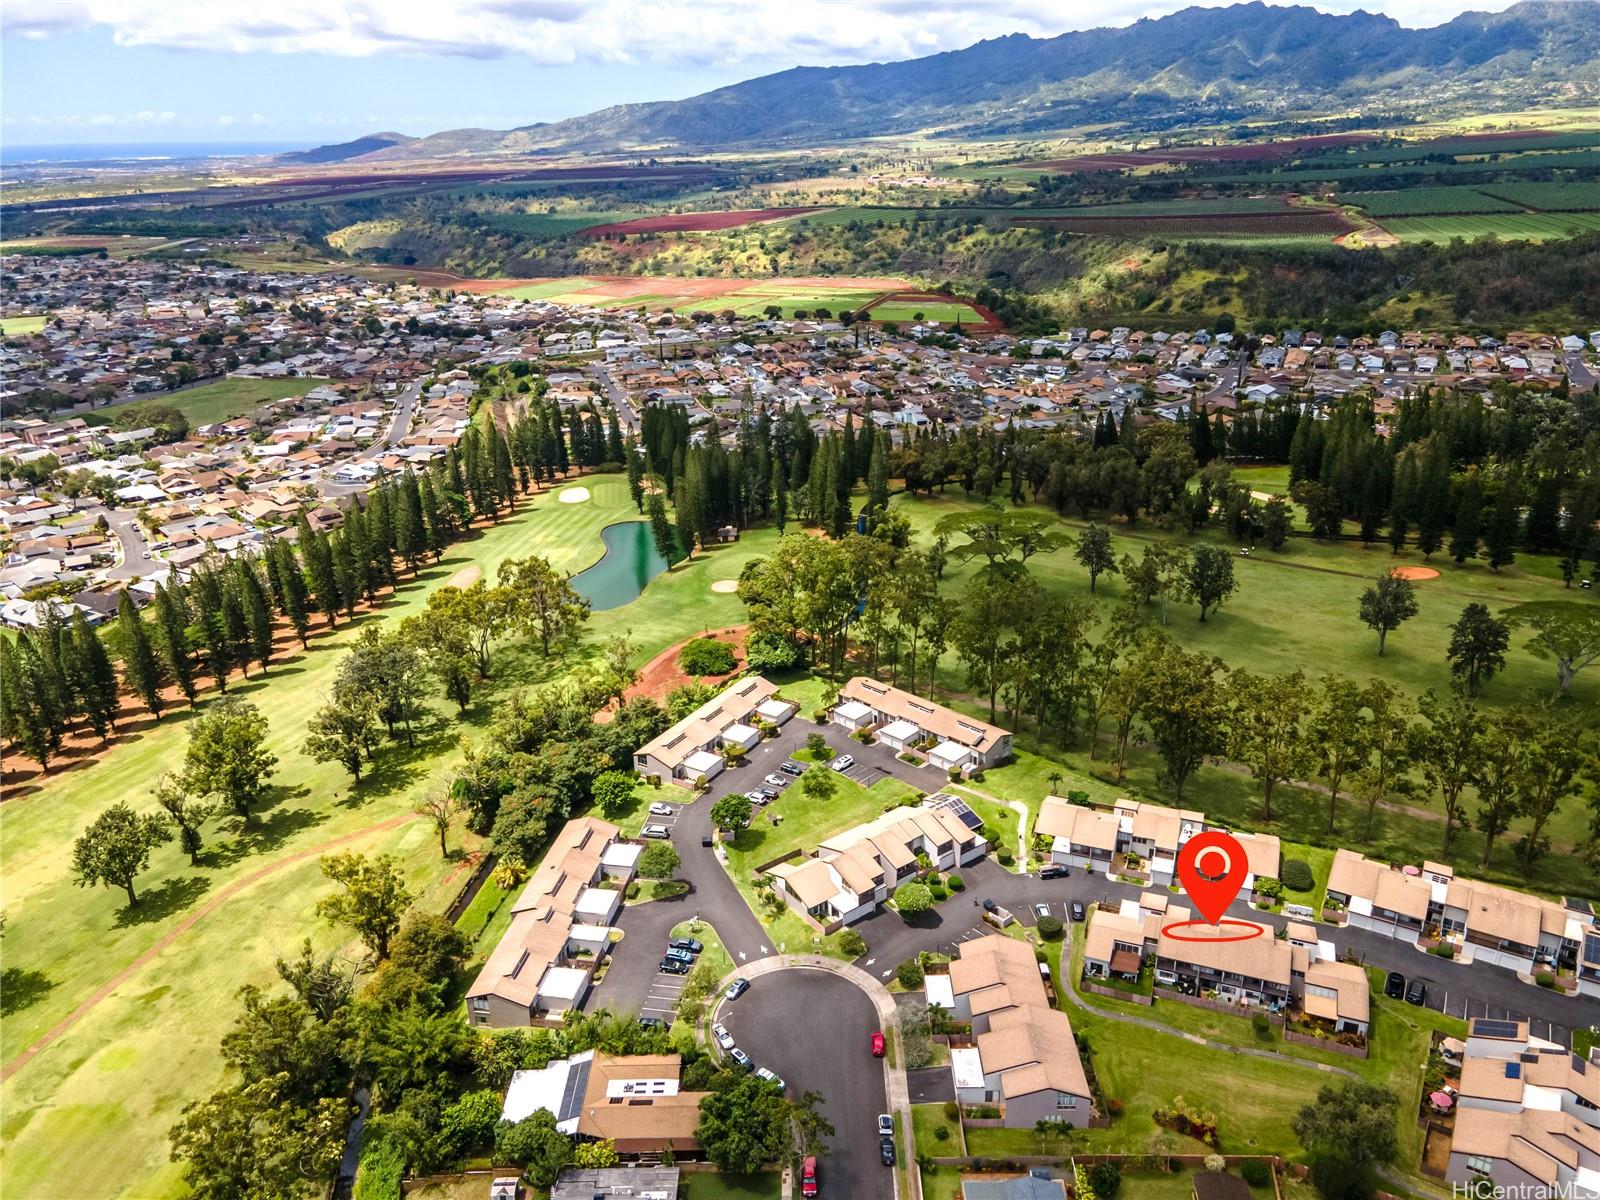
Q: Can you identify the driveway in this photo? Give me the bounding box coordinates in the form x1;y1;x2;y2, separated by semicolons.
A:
713;969;892;1199
583;888;700;1022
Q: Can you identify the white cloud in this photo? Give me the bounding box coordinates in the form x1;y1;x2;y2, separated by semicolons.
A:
0;0;1521;66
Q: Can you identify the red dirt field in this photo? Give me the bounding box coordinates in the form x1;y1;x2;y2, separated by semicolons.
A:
1391;566;1441;581
582;207;824;236
593;626;748;723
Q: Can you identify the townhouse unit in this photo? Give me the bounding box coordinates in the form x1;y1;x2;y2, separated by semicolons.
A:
767;799;987;930
1328;850;1592;979
1299;959;1371;1038
502;1050;708;1158
465;817;642;1028
831;676;1012;774
1446;1019;1600;1197
633;675;796;785
1154;921;1295;1010
939;934;1093;1128
1324;848;1434;940
1034;795;1276;891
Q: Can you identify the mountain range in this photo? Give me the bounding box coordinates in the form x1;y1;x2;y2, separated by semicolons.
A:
290;1;1600;161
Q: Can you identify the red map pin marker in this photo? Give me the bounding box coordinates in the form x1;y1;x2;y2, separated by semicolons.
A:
1177;830;1248;926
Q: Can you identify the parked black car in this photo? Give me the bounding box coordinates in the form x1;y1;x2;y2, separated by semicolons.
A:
1069;901;1086;923
670;938;703;953
879;1136;896;1166
660;958;691;975
1038;865;1068;880
1405;979;1427;1006
701;833;714;848
1384;971;1406;1000
980;898;997;913
779;761;806;777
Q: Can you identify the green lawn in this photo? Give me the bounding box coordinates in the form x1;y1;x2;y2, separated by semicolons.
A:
911;1101;963;1155
495;277;604;300
156;376;331;426
865;301;981;325
884;487;1599;898
0;314;48;336
679;1172;781;1199
0;473;779;1200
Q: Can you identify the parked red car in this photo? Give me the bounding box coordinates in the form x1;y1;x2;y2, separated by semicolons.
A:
801;1155;819;1197
870;1031;886;1058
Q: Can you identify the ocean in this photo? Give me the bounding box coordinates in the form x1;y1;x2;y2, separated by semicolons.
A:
0;141;305;167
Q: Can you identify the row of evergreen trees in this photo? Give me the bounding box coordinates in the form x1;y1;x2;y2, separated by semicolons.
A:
0;406;581;773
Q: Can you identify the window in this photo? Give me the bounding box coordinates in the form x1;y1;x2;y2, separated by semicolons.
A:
1056;1092;1078;1109
1464;1155;1493;1176
468;997;489;1014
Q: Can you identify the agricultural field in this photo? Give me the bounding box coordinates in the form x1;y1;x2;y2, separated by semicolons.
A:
142;376;333;427
0;474;774;1200
862;300;981;324
1476;181;1600;211
485;210;646;239
1343;187;1522;216
1008;208;1355;240
1378;211;1600;243
0;315;49;336
580;207;824;236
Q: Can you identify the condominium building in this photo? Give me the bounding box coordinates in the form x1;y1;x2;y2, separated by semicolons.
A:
832;676;1012;773
633;676;795;785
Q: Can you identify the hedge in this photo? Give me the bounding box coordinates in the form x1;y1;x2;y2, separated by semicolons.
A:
1281;859;1315;892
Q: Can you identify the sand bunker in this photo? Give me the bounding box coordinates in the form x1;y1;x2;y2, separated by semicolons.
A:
558;487;591;504
1249;490;1279;503
446;565;483;588
710;580;739;594
1391;566;1440;581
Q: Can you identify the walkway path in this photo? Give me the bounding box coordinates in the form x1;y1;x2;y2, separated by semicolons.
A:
1;811;415;1082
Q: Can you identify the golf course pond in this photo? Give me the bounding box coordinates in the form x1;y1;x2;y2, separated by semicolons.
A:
571;520;671;610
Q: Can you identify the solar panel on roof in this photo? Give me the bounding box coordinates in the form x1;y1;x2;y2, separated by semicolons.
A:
1584;933;1600;963
1471;1018;1521;1039
1564;896;1594;915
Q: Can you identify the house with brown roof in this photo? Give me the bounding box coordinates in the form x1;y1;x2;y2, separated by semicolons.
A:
465;817;642;1028
633;675;794;786
1437;875;1575;975
943;934;1092;1128
1324;848;1433;941
501;1049;708;1158
1035;797;1120;874
767;800;986;930
832;676;1011;774
1154;922;1294;1010
1446;1018;1600;1196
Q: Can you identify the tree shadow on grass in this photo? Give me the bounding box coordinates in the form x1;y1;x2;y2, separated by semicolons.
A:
0;967;57;1016
112;874;212;928
347;724;460;805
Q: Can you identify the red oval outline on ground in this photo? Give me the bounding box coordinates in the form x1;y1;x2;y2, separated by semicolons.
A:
1159;918;1266;943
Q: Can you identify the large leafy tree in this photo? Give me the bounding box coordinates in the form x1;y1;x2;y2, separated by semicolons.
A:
1291;1081;1398;1198
494;1109;573;1187
1416;688;1484;858
71;801;170;908
304;684;382;784
154;772;213;866
1446;602;1509;696
1184;543;1239;622
168;1076;349;1200
934;503;1069;577
1357;572;1418;656
183;696;276;825
500;555;590;656
1073;522;1118;592
710;794;754;833
1141;641;1228;801
1310;675;1370;835
1228;669;1315;821
1512;704;1596;870
695;1076;792;1174
315;852;412;961
116;589;166;720
1504;601;1600;696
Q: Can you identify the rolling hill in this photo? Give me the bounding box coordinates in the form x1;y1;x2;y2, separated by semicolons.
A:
301;1;1600;157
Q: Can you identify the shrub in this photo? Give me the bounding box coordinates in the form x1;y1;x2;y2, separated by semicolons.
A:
1252;1012;1272;1037
996;850;1014;866
896;958;925;989
1241;1159;1272;1186
745;630;802;671
943;1100;959;1121
933;1125;950;1142
678;636;737;676
352;1133;405;1200
1088;1161;1122;1197
947;874;965;892
1254;876;1284;899
928;885;948;901
1037;915;1064;941
1281;858;1315;892
895;881;934;916
1106;1097;1124;1118
837;929;867;957
1429;942;1457;959
1536;970;1556;989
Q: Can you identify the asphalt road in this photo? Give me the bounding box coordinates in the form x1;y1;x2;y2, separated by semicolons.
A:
99;506;158;581
355;379;422;461
1566;350;1598;390
713;969;893;1199
587;364;638;432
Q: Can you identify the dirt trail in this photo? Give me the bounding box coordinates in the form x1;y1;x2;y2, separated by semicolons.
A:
1;811;414;1083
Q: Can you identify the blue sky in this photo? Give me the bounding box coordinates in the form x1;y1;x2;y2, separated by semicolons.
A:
2;0;1522;148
